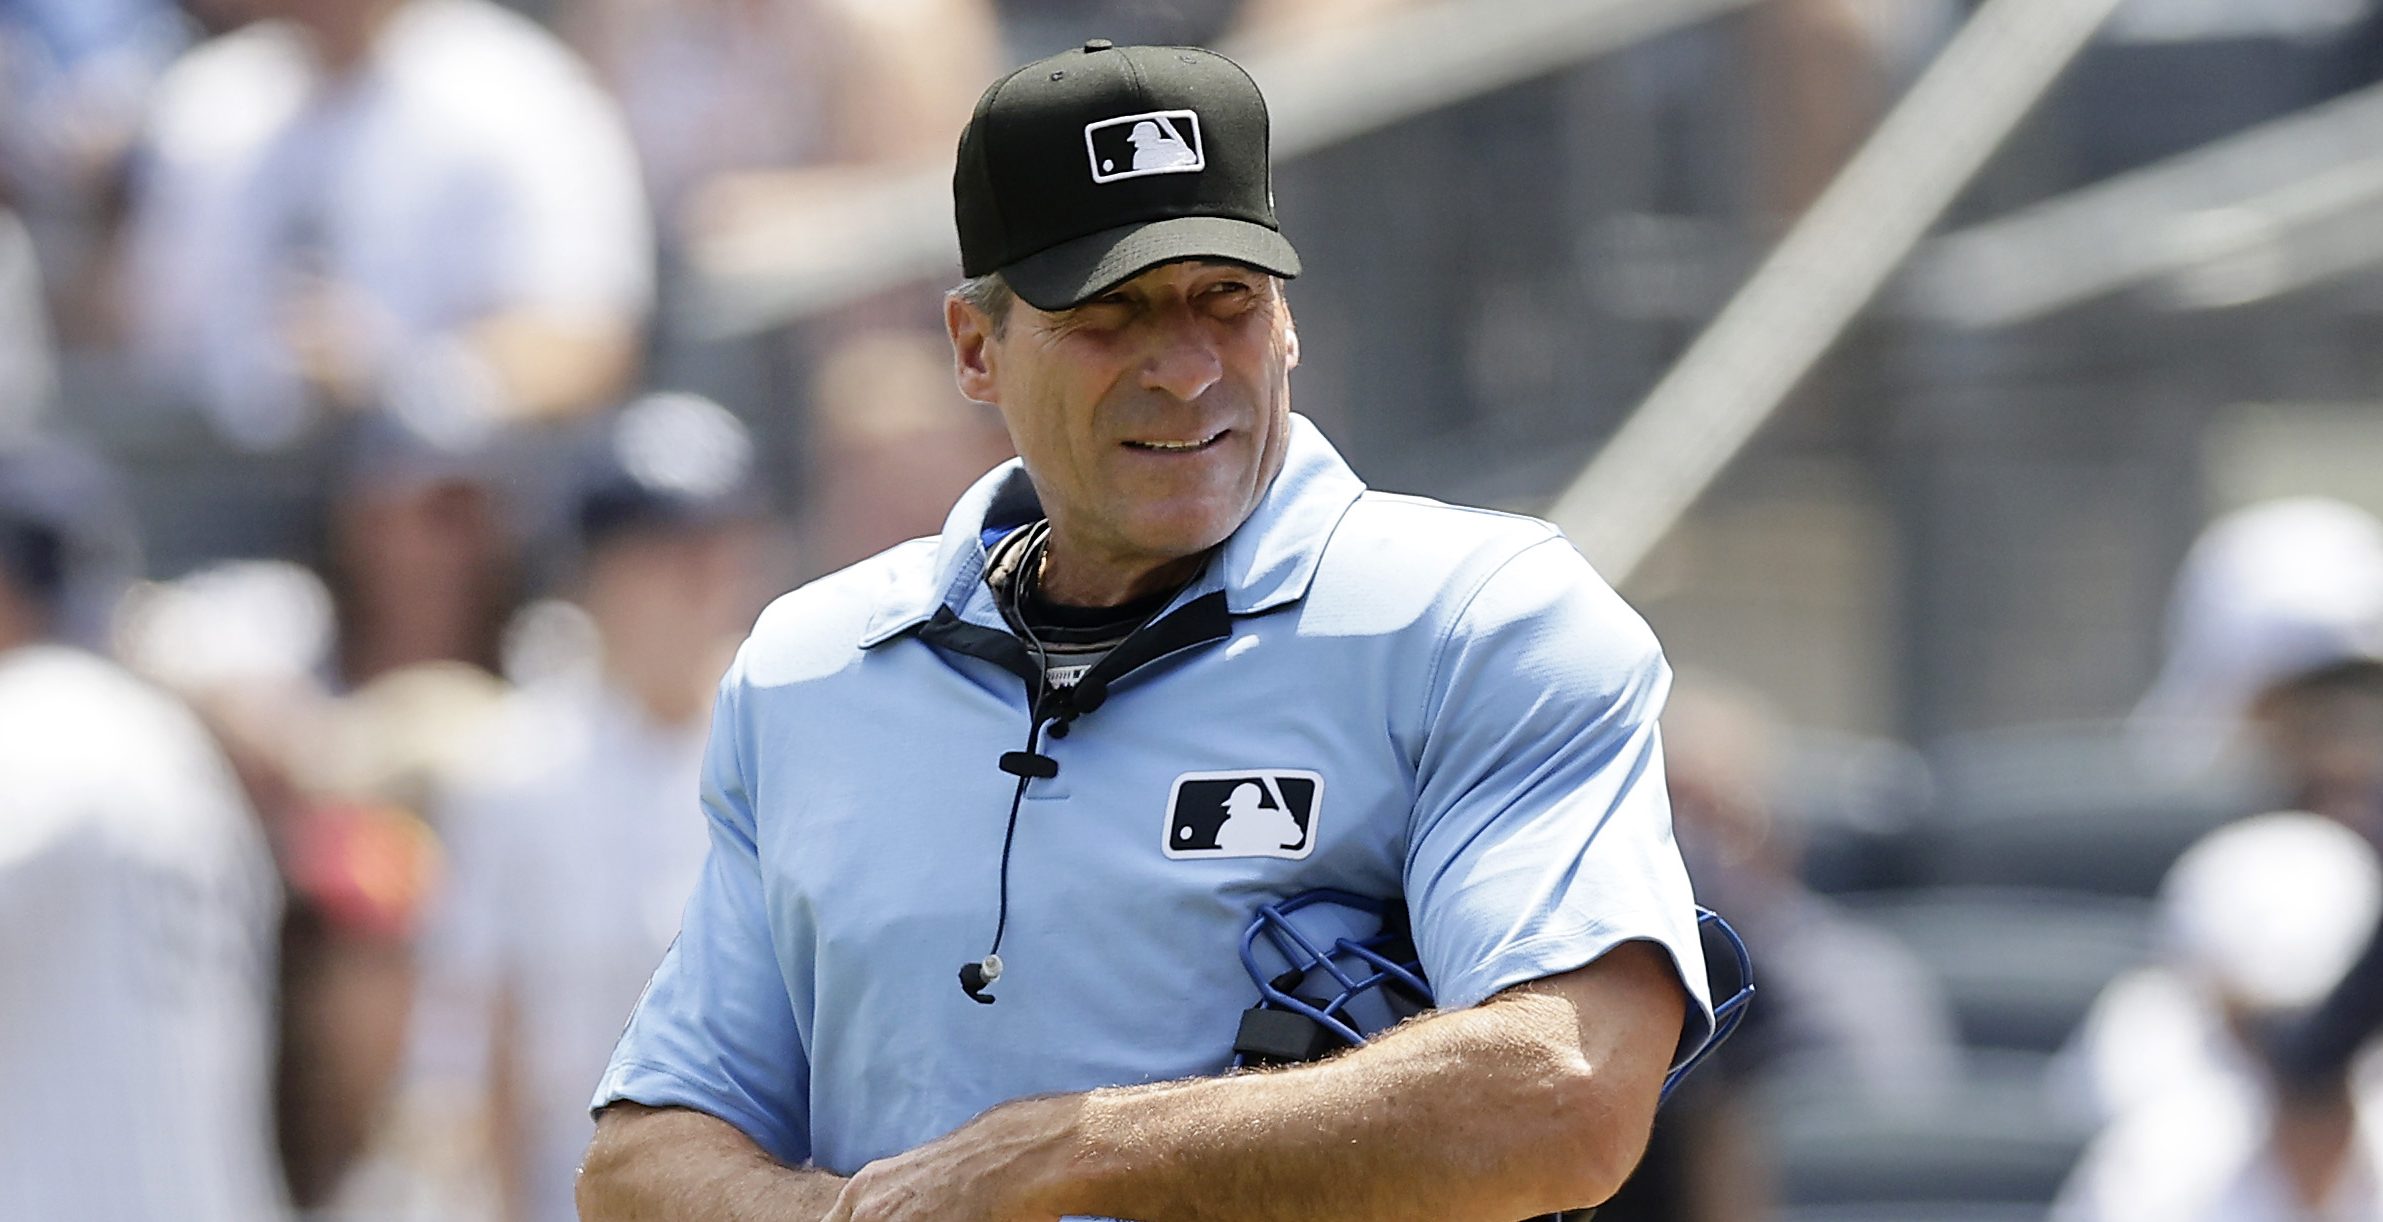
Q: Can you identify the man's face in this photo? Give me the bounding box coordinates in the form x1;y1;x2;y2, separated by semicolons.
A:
582;521;774;651
2254;664;2383;826
947;260;1298;579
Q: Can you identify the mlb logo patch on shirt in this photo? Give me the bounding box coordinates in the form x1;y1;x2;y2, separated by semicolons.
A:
1084;110;1205;183
1163;770;1321;860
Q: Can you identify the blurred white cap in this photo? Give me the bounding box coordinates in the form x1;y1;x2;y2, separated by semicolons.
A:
2134;498;2383;766
2159;810;2381;1013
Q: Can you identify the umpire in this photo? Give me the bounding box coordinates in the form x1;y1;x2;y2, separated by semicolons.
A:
580;42;1713;1221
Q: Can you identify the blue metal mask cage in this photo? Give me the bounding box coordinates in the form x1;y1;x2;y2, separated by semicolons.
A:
1234;888;1755;1106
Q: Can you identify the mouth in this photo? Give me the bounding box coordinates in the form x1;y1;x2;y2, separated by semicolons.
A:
1123;429;1228;454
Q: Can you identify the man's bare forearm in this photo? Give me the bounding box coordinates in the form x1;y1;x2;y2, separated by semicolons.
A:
578;1103;847;1222
834;941;1685;1222
1065;943;1680;1221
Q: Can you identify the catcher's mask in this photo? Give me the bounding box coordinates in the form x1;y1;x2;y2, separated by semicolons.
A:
1232;889;1755;1107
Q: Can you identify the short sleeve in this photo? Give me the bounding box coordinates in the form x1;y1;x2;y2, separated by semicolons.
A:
1405;536;1713;1055
592;655;810;1164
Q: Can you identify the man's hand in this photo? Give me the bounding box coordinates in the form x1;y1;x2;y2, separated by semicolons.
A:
822;1096;1081;1222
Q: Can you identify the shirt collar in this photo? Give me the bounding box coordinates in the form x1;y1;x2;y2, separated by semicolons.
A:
859;413;1365;647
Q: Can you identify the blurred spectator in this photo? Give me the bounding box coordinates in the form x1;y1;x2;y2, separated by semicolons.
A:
2065;500;2383;1128
0;437;289;1220
2131;497;2383;826
552;0;1005;577
2053;812;2383;1221
2060;808;2383;1126
0;0;184;202
325;421;527;687
287;660;497;1214
0;206;57;438
1597;674;1959;1222
558;0;997;234
1740;0;1909;218
0;0;187;335
111;557;474;1210
0;415;142;643
2262;649;2383;1120
399;393;771;1222
1614;0;1924;228
119;0;651;454
800;328;1014;576
1664;674;1962;1102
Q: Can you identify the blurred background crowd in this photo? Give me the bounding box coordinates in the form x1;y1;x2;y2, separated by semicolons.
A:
4;0;2383;1218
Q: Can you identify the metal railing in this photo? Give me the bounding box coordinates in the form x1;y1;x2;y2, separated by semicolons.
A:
1905;78;2383;328
1545;0;2129;584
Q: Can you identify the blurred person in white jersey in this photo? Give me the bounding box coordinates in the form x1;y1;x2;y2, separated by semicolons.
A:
401;393;773;1222
0;436;289;1220
2131;497;2383;823
2053;812;2383;1222
118;0;651;454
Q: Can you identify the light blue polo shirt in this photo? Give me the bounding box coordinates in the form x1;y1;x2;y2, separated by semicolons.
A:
594;414;1713;1175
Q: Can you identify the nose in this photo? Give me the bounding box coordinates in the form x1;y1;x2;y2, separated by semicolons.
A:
1140;324;1224;403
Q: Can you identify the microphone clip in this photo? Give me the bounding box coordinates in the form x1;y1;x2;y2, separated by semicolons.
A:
958;953;1003;1004
998;750;1058;780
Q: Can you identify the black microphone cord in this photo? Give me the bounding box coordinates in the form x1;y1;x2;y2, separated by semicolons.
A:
960;717;1046;1003
961;527;1060;1004
956;523;1152;1004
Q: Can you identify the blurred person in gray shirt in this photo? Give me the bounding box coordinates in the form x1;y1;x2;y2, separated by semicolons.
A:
398;393;775;1222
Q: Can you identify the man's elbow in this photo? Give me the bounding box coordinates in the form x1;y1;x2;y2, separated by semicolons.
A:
1509;941;1689;1209
576;1102;657;1221
1540;1068;1663;1208
575;1158;620;1221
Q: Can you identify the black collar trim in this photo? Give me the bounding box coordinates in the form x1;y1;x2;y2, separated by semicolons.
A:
908;589;1233;713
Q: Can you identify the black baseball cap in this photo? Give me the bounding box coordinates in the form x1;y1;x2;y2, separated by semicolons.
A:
572;392;762;548
0;436;135;619
954;40;1300;312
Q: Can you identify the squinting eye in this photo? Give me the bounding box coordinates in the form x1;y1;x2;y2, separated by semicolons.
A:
1064;295;1132;326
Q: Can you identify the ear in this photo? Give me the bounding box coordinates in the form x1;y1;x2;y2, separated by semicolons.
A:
946;294;1000;405
1283;310;1301;372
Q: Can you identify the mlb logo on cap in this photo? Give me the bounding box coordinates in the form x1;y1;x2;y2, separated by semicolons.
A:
1085;110;1205;183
